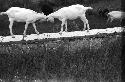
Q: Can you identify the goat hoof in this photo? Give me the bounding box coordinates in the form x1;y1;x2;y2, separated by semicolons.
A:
12;36;15;38
23;35;27;37
59;32;63;35
87;29;90;32
37;33;40;35
83;29;85;31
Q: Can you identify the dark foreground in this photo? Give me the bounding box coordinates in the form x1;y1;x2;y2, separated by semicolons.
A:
0;32;122;82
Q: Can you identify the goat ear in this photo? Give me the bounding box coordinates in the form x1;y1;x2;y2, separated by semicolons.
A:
41;12;44;14
40;11;44;14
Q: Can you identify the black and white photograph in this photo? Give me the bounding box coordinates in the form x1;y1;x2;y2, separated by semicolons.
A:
0;0;124;82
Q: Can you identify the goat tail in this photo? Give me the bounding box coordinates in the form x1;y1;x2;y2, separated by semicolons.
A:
87;7;93;10
0;12;7;15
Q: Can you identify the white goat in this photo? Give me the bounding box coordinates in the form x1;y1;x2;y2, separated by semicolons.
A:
107;11;125;23
0;7;46;38
47;4;93;32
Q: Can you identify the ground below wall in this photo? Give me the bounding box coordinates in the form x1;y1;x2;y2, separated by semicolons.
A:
0;30;122;82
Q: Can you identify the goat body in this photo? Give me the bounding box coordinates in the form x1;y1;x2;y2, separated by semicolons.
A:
47;4;93;32
0;7;46;38
107;11;125;22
